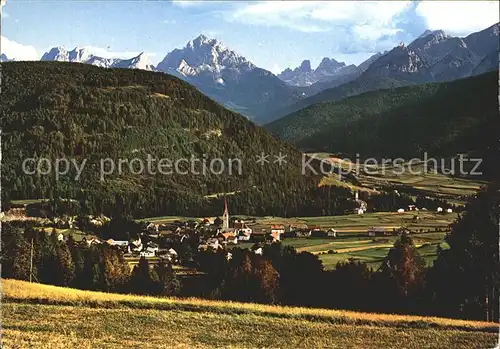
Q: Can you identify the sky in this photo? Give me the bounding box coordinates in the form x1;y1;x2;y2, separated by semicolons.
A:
1;0;499;74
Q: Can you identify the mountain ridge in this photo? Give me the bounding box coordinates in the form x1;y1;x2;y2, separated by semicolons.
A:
265;71;499;161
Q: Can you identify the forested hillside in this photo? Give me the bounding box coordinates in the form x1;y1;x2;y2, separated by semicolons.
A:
0;62;354;218
262;77;410;124
266;71;499;161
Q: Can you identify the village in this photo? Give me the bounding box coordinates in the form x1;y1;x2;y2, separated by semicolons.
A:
48;195;454;270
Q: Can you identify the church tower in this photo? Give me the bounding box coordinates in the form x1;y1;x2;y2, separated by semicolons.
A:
222;198;229;229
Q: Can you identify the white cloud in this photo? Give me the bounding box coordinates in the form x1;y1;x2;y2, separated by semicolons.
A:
1;36;39;60
416;1;499;35
171;0;212;8
230;1;412;34
270;63;281;75
81;46;154;59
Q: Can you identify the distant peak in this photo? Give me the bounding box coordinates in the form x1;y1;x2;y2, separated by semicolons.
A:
196;34;209;42
418;29;448;39
299;60;312;72
320;57;339;64
316;57;346;71
189;34;217;48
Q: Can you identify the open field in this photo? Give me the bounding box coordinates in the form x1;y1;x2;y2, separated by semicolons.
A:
137;211;454;270
2;279;498;349
308;154;487;205
282;232;447;270
34;227;87;241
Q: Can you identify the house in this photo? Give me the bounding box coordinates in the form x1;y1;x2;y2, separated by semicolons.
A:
233;221;253;241
146;242;159;253
82;236;101;247
226;252;233;261
158;248;178;262
292;229;312;238
308;225;321;235
437;207;443;213
270;225;285;235
218;232;238;245
368;227;387;237
206;237;222;250
129;237;143;252
269;231;281;242
254;247;263;255
327;229;337;238
146;222;159;232
408;205;416;211
200;218;213;226
237;229;252;241
106;239;129;247
140;250;155;258
397;208;405;213
446;208;453;213
356;208;364;215
57;233;65;242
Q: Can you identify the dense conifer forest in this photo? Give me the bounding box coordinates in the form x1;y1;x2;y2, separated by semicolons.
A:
0;62;361;218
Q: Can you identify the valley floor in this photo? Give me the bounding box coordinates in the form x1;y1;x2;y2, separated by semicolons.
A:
2;280;498;349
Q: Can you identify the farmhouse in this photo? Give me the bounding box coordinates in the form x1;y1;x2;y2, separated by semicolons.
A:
287;229;311;238
327;228;337;237
271;225;285;235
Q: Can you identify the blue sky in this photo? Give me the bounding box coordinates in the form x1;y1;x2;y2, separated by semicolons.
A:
2;1;499;73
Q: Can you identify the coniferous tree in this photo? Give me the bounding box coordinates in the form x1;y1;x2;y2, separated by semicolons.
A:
130;257;155;295
428;184;500;320
154;262;181;296
380;233;425;298
53;241;76;286
1;224;31;280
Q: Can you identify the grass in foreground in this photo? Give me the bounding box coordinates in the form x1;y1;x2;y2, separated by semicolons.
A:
2;280;498;349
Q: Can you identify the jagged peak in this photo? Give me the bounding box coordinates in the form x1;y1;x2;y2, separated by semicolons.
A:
187;34;222;49
299;60;312;72
419;29;448;39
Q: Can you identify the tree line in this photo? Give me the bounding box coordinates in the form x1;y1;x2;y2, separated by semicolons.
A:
2;184;498;321
1;224;180;296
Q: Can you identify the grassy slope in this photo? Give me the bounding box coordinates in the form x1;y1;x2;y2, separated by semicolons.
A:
2;280;498;349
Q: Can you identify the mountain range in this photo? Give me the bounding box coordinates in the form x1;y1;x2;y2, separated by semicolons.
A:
40;46;156;71
265;70;499;161
155;34;302;120
3;23;498;124
266;23;499;124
